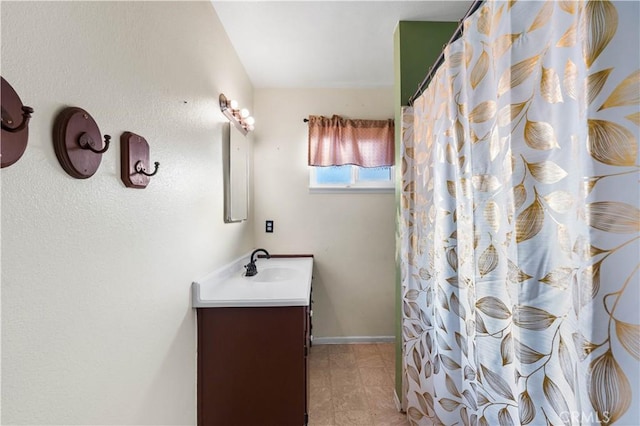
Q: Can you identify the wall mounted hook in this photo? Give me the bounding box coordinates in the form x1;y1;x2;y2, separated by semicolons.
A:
135;160;159;177
1;76;34;168
53;107;108;179
1;105;34;133
121;131;159;189
79;132;111;154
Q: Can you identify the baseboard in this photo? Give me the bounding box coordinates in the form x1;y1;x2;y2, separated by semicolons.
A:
312;336;395;345
393;388;404;412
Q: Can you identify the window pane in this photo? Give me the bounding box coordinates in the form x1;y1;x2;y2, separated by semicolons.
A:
358;166;391;181
315;166;352;184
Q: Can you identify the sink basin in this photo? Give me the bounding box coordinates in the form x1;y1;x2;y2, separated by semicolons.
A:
252;267;301;282
192;256;313;307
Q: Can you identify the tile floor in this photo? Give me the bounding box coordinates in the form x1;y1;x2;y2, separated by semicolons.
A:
308;343;410;426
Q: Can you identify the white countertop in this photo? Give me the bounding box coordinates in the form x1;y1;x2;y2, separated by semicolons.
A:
192;256;313;308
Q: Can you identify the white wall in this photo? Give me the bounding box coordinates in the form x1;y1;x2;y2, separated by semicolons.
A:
253;88;396;339
1;2;254;424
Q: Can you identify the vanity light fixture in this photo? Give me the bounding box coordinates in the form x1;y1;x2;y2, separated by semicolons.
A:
219;93;254;135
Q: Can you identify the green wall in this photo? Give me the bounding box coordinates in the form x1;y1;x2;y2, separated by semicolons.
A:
393;20;458;407
395;21;458;107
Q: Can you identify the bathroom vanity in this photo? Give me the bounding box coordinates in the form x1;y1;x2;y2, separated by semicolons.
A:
192;255;313;426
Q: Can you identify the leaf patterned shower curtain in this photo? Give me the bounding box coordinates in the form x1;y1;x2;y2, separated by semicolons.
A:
399;1;639;425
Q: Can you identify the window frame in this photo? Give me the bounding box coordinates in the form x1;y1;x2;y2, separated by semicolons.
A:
309;164;395;193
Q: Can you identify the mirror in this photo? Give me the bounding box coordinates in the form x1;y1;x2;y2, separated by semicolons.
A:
223;122;249;222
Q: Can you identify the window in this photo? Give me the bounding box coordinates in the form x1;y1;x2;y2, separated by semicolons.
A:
307;115;395;192
310;165;394;191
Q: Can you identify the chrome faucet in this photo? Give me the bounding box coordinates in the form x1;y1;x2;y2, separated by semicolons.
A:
244;248;271;277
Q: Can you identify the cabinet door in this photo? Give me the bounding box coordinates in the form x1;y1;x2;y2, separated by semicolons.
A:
198;306;307;426
304;305;310;425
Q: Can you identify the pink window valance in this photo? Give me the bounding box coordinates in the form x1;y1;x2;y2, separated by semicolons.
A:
307;115;395;167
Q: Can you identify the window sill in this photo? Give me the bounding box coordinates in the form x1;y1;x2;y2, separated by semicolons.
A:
309;186;395;194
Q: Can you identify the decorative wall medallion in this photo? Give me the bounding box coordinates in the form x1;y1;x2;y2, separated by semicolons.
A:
53;107;110;179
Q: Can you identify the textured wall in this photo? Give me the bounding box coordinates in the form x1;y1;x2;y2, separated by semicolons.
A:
1;2;254;424
253;88;396;340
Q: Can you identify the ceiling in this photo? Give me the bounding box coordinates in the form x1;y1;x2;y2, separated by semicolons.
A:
211;1;473;89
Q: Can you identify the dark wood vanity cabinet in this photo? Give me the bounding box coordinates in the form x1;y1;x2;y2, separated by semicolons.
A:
197;303;311;426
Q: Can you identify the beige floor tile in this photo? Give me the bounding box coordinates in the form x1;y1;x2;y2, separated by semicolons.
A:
330;367;362;388
310;352;330;369
311;345;330;356
310;368;331;389
310;386;333;412
364;386;398;411
331;386;368;411
309;343;402;426
360;367;393;387
352;343;380;355
329;352;357;368
334;409;373;425
386;366;396;380
311;344;330;355
370;408;410;426
309;407;335;426
376;342;395;351
381;351;395;368
354;351;385;368
329;344;354;354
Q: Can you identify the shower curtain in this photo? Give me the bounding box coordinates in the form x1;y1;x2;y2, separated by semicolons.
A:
399;1;639;425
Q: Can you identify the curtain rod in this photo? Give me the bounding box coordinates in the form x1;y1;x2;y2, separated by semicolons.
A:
407;0;485;106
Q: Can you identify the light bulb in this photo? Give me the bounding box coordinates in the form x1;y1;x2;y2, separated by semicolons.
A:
248;124;255;132
229;99;239;110
245;116;255;125
240;108;250;118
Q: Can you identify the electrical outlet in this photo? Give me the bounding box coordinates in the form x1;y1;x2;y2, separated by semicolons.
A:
265;220;274;233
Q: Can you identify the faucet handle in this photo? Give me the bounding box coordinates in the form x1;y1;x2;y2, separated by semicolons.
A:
244;261;257;277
